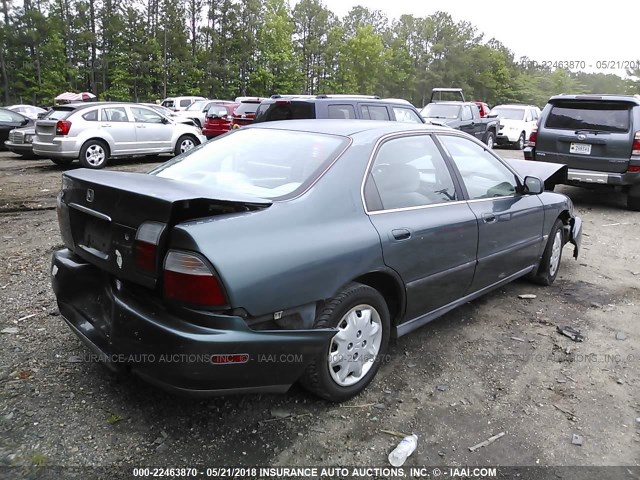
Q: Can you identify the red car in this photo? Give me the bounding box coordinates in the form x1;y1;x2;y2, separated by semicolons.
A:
202;103;239;139
231;98;265;129
474;101;491;117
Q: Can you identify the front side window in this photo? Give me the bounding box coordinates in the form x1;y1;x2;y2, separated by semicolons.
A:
439;135;518;200
130;107;163;123
151;129;348;199
461;106;472;121
102;107;128;122
392;107;422;123
365;135;458;211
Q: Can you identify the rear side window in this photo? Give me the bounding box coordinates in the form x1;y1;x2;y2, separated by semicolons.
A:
180;99;193;107
102;107;128;122
328;104;357;119
361;105;390;121
545;102;631;133
82;110;98;121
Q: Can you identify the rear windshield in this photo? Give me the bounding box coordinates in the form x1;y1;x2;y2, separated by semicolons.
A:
150;128;348;199
545;102;631;133
491;108;525;120
254;101;315;122
421;104;461;119
235;102;261;115
43;108;74;120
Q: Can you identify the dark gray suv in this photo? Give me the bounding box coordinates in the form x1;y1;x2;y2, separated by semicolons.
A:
524;94;640;210
253;95;425;125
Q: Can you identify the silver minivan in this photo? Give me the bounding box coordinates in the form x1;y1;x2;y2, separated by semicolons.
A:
33;102;206;169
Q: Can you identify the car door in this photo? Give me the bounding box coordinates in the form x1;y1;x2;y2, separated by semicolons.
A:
437;134;545;291
363;134;479;323
458;105;476;137
129;106;173;152
99;106;137;154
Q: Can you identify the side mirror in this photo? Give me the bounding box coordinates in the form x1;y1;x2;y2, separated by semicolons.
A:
161;116;169;124
487;113;498;118
523;176;544;195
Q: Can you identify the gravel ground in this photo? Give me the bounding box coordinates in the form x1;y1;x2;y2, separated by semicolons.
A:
0;149;639;475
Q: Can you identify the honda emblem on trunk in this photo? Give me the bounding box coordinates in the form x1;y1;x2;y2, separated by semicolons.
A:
86;188;94;202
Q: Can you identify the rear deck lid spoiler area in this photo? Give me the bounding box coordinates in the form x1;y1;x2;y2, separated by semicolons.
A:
505;158;568;185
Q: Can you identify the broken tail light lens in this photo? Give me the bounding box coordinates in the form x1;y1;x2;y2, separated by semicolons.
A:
135;221;165;274
163;250;227;306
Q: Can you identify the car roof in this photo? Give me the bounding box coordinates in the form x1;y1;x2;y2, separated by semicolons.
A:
492;104;533;108
247;119;452;137
548;94;640;105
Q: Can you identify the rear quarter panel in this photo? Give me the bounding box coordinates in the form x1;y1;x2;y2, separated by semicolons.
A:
168;139;386;317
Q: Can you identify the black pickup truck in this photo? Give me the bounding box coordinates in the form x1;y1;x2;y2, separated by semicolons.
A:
420;95;500;149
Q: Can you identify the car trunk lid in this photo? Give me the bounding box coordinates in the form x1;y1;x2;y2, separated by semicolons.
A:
536;99;634;173
58;169;271;289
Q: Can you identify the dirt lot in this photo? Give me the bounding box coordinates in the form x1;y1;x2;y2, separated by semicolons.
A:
0;149;639;474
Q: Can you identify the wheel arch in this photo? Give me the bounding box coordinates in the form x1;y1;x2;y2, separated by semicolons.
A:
349;270;406;328
80;137;111;157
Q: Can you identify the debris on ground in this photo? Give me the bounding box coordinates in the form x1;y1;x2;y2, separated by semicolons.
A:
468;431;506;452
518;294;537;299
1;327;18;334
615;332;627;341
571;434;583;446
436;385;448;392
557;326;584;342
511;336;525;342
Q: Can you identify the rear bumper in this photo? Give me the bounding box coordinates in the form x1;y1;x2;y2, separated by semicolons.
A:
524;148;640;186
33;138;79;159
51;249;334;397
497;131;520;143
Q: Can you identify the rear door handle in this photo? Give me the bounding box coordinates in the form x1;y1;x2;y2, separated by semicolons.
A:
101;123;112;128
136;125;146;128
482;213;497;224
392;228;411;240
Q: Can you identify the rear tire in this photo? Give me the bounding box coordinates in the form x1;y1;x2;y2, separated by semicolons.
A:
79;140;109;169
174;135;198;156
484;132;495;149
50;158;74;166
299;283;390;402
513;132;525;150
628;193;640;211
529;218;564;286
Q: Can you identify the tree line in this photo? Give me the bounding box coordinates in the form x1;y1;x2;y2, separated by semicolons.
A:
0;0;638;107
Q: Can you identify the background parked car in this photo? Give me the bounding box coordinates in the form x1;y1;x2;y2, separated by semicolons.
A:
33;102;205;169
174;99;233;128
4;125;37;157
0;108;32;149
254;95;425;124
6;104;47;120
524;94;640;210
420;101;499;148
160;96;206;112
202;102;239;139
491;104;540;149
231;97;266;128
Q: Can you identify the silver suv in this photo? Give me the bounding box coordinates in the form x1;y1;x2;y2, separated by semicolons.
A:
33;102;206;169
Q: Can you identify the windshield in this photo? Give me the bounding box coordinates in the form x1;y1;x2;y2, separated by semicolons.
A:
151;128;348;199
545;102;631;133
186;100;207;111
421;104;461;119
490;108;525;120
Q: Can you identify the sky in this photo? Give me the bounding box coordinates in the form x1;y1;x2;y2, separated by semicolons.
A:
299;0;638;77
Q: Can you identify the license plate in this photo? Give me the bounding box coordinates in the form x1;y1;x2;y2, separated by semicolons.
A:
569;143;591;155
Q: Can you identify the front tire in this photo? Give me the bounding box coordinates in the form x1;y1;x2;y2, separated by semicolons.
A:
513;132;525;150
174;135;198;156
79;140;109;169
529;218;564;286
300;283;390;402
627;187;640;211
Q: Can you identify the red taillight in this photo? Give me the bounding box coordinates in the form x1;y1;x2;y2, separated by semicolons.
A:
528;126;537;147
632;132;640;156
135;222;165;274
163;251;227;306
628;166;640;172
56;120;72;136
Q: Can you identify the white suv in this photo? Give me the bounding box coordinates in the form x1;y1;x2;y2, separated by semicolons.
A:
491;104;541;150
160;96;206;112
33;102;206;169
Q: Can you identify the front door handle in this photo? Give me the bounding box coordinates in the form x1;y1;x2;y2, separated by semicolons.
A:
482;213;497;223
392;228;411;240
